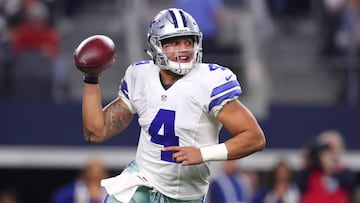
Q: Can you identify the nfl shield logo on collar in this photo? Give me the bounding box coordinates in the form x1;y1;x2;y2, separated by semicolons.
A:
161;95;167;102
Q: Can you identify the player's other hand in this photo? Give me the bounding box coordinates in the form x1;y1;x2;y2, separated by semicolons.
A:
163;146;203;166
74;35;116;76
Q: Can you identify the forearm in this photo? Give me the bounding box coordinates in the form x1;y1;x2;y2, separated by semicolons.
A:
82;83;106;142
225;129;265;160
200;129;265;162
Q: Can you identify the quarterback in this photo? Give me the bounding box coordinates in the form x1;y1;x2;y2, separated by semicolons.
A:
79;8;266;203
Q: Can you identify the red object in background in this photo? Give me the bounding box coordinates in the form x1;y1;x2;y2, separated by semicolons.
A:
73;35;116;75
12;21;60;59
300;169;349;203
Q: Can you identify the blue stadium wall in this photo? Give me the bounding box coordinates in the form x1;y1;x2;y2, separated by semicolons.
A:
1;100;359;149
0;100;359;203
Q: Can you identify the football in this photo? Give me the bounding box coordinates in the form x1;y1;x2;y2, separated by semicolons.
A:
74;35;116;75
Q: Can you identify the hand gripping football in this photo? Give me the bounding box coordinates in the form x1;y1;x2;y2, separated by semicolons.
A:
74;35;116;75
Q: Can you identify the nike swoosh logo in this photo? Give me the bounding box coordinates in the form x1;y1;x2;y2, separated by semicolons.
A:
225;75;232;81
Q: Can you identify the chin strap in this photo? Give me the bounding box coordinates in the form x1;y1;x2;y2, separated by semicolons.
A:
167;60;194;75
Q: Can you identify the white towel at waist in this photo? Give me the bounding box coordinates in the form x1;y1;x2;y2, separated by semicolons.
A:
101;161;153;203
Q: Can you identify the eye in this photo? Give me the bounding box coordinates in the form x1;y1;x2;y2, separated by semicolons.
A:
185;39;194;46
162;44;169;49
163;41;178;48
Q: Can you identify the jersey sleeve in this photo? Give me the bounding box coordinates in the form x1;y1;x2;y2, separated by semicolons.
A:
118;64;136;114
207;64;242;117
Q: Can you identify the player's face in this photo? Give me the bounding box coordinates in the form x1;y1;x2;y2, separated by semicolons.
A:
161;36;195;63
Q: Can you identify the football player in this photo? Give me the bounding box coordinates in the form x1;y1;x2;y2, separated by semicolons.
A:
80;8;266;203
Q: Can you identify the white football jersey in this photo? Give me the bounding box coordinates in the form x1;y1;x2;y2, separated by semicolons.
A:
118;60;242;200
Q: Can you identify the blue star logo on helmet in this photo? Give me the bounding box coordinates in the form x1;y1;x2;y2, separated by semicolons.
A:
150;19;160;28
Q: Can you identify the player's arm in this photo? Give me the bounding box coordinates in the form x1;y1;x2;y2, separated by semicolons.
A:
217;99;266;159
165;99;265;165
82;86;133;143
75;35;134;142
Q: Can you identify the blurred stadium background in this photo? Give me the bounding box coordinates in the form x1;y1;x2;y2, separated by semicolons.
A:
0;0;359;202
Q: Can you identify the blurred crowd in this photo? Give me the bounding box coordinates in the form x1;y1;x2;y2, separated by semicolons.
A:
204;129;359;203
51;156;109;203
0;0;67;101
0;0;360;203
0;0;359;104
1;129;359;203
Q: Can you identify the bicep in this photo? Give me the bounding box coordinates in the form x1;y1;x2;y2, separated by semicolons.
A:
216;99;265;158
216;99;260;136
103;97;134;139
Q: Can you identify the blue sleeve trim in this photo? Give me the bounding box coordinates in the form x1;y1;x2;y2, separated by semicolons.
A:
211;80;240;97
120;79;129;99
209;89;241;112
133;60;150;66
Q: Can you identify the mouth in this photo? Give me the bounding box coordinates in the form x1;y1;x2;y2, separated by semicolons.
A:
176;55;191;63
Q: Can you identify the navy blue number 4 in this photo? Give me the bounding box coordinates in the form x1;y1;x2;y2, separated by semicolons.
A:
149;109;179;162
208;64;226;71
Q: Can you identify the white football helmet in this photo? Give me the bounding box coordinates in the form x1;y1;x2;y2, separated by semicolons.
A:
146;8;203;75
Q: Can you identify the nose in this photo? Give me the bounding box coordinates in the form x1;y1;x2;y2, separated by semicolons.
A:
179;40;193;49
177;42;192;51
177;42;186;49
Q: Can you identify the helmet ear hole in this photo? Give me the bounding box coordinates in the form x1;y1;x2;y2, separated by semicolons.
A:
150;36;159;47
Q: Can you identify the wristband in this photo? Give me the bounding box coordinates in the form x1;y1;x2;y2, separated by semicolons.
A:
83;76;99;84
200;143;228;162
